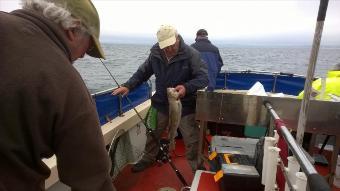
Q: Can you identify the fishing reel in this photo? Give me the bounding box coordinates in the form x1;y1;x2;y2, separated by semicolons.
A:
156;138;171;164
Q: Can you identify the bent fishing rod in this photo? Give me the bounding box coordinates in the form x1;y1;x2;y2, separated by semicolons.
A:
296;0;329;145
99;58;189;187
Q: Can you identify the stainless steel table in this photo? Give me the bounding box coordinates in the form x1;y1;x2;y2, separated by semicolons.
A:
195;90;340;185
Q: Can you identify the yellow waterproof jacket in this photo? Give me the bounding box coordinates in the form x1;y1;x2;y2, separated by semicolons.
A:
298;70;340;100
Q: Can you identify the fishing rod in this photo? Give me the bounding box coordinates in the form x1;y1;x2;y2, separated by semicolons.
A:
296;0;328;145
99;58;189;188
99;59;146;122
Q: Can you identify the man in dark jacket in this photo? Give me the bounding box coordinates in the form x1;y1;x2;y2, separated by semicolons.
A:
0;0;114;190
191;29;224;91
113;25;208;172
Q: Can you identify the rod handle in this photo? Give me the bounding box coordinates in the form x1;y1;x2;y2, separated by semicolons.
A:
317;0;329;21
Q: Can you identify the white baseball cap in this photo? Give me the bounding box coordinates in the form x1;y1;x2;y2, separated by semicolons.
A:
156;25;177;49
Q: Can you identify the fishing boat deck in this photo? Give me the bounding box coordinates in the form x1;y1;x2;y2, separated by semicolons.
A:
113;139;195;191
113;137;340;191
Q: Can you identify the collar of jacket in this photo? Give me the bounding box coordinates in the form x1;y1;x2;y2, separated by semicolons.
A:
195;37;211;44
11;9;72;62
150;35;190;64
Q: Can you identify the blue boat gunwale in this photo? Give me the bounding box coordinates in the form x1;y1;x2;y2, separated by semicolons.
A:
92;81;152;125
92;70;308;126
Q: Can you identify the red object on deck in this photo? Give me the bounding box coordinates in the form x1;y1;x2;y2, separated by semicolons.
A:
274;119;289;166
274;119;289;191
197;172;220;191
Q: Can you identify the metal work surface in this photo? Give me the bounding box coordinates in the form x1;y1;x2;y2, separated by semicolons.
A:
221;164;259;176
196;90;340;135
211;136;258;157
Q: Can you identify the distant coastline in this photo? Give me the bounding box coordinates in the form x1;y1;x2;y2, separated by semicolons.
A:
100;35;340;47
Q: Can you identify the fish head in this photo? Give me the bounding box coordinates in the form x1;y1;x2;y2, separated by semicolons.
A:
167;88;180;100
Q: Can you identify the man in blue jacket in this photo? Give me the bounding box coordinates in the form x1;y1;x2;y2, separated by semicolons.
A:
112;25;208;173
191;29;224;91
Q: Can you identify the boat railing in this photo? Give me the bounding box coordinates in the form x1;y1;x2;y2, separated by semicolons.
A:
263;101;330;191
216;70;309;96
91;81;153;125
222;70;306;78
91;80;153;97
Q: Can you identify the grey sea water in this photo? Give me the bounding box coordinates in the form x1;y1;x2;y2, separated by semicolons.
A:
74;43;340;93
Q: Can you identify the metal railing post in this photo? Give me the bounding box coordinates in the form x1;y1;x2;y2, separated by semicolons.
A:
264;101;330;191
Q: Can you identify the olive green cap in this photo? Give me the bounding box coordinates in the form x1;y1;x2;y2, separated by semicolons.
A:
53;0;105;59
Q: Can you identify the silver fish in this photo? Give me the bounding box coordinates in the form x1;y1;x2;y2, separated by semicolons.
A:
166;88;182;151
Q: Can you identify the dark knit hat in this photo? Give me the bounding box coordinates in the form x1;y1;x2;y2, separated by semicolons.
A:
196;29;208;36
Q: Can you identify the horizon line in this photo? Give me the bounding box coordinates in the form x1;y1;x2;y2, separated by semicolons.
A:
100;35;340;46
100;40;340;47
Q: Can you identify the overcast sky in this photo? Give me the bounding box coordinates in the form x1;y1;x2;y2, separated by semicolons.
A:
1;0;340;45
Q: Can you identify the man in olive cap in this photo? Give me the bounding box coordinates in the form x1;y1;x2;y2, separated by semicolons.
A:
113;25;208;173
191;29;224;91
0;0;114;190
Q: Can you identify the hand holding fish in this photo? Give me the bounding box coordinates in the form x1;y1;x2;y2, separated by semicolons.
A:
112;86;129;96
174;85;186;98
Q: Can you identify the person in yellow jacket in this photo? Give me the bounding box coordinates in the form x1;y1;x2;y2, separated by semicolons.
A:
298;63;340;101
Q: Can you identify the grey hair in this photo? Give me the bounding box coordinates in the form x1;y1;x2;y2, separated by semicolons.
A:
332;63;340;71
21;0;87;33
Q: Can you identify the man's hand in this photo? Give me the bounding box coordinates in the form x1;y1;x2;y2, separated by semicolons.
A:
112;86;129;96
174;85;186;98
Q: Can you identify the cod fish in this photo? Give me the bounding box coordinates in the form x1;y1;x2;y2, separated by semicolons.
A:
167;88;182;151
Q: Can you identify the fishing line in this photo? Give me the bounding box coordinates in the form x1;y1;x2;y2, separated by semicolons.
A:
99;58;149;129
99;58;152;177
99;58;121;88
